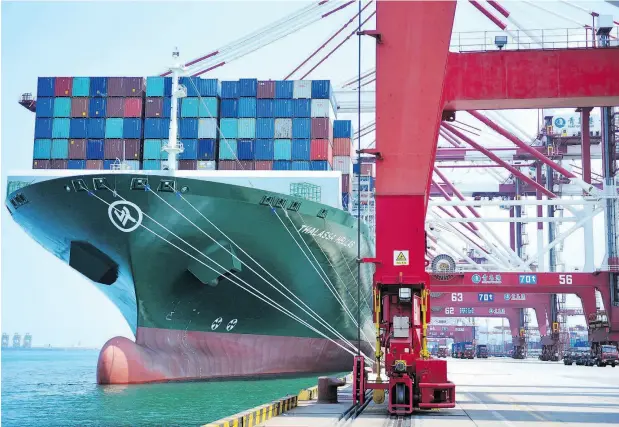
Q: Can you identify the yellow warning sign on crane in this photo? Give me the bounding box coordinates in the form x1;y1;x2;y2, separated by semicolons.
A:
393;250;409;266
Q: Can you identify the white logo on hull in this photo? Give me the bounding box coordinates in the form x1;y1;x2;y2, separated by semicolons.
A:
108;201;143;232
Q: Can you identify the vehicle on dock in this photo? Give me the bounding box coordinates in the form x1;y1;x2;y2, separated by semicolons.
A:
452;342;474;359
437;346;448;358
563;349;575;365
476;344;488;358
593;344;618;367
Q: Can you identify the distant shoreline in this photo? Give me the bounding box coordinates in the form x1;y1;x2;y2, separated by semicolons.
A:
2;347;100;351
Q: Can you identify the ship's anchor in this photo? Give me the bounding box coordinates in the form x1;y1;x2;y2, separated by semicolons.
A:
211;317;223;330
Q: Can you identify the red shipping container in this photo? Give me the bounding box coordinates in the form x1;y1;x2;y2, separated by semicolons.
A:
107;77;124;97
106;98;125;117
33;159;51;169
104;139;123;159
257;81;275;98
124;98;142;118
50;159;68;169
333;138;353;156
145;98;164;117
179;160;197;170
311;118;333;140
54;77;72;96
71;98;89;118
255;160;273;170
310;139;333;162
69;139;87;159
341;173;351;193
124;139;141;160
238;161;255;170
217;160;238;170
86;160;104;170
124;77;144;96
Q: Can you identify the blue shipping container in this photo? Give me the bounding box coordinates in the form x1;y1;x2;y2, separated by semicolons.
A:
342;193;350;210
292;118;311;139
238;97;257;118
36;98;54;118
179;118;198;138
293;99;311;118
69;119;88;138
333;120;353;138
291;161;311;171
51;139;69;159
37;77;55;97
87;139;105;160
53;98;71;117
162;97;175;118
179;139;198;160
33;139;52;159
274;139;292;160
181;98;199;117
292;138;311;160
221;99;238;118
105;118;124;139
311;80;332;99
198;139;217;160
311;160;332;171
35;118;53;138
146;76;165;97
89;98;107;117
198;97;218;118
274;99;293;117
87;118;106;138
196;78;219;97
89;77;108;97
68;160;86;169
143;139;162;159
123;118;142;139
237;139;255;160
237;118;256;139
221;81;239;99
275;81;293;99
273;160;292;170
144;118;170;139
257;99;274;118
143;160;161;170
72;77;90;97
219;118;238;139
254;139;274;160
51;118;70;138
256;118;275;139
219;139;238;160
239;79;258;97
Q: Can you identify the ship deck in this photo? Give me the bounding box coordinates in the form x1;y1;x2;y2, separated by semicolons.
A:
250;357;619;427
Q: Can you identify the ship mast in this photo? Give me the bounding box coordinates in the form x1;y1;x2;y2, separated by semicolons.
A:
162;47;186;170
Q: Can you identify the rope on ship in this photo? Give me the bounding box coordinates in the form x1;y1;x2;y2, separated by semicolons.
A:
180;79;376;350
89;185;374;362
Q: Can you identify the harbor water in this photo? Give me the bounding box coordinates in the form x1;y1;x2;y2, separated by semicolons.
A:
1;349;345;426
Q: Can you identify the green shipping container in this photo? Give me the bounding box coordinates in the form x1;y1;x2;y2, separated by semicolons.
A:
72;77;90;97
51;139;69;159
53;98;71;117
33;139;52;159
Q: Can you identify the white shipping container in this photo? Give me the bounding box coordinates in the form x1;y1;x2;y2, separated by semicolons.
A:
274;118;293;138
293;80;312;99
310;99;335;120
161;160;179;170
332;155;353;174
197;160;217;170
198;118;218;139
124;160;140;170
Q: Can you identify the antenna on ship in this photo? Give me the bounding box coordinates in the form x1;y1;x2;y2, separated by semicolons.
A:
162;47;186;171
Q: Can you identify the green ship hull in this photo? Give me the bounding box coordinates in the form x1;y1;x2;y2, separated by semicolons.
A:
6;172;375;383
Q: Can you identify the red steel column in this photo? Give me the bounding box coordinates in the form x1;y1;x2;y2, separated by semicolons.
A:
581;108;592;185
373;1;456;284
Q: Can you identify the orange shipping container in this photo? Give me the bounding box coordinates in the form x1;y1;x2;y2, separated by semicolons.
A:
333;138;353;156
310;139;333;163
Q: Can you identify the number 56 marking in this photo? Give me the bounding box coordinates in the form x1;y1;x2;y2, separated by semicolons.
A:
559;274;572;285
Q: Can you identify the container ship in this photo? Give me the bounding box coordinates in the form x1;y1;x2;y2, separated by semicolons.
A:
6;73;377;384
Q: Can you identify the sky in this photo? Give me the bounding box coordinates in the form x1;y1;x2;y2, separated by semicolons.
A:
1;1;618;348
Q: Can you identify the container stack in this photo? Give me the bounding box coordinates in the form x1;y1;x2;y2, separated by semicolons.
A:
309;81;336;172
332;119;354;210
33;76;145;170
143;76;172;170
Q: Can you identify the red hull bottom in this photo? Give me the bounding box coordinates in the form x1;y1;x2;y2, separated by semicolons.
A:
97;327;364;384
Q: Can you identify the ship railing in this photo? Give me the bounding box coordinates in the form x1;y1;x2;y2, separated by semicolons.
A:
450;27;619;53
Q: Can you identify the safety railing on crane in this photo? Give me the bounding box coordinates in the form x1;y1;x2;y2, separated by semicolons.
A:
449;27;619;52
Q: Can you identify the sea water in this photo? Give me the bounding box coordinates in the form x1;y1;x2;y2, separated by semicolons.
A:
2;349;344;426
